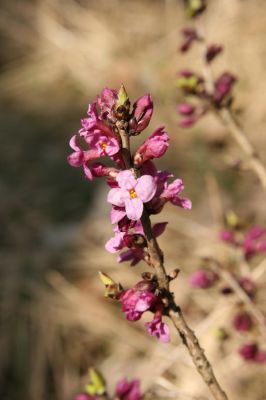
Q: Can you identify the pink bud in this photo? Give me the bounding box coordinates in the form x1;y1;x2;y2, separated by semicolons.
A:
131;94;153;133
233;312;253;332
177;103;196;115
190;269;218;289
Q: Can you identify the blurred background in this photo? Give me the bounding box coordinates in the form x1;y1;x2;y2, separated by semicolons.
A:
1;0;266;399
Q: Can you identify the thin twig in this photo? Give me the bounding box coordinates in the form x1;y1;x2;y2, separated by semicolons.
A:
196;16;266;190
209;259;266;340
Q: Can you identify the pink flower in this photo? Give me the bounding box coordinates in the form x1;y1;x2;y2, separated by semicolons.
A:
117;248;144;266
161;179;192;209
67;135;100;180
79;102;99;135
91;163;118;178
107;170;157;220
219;229;236;244
97;87;117;120
239;343;266;364
130;94;153;134
213;72;236;105
233;312;253;332
177;103;196;115
190;269;218;289
115;378;142;400
243;226;266;260
118;281;157;321
105;228;125;253
145;315;170;343
88;133;120;156
134;127;169;165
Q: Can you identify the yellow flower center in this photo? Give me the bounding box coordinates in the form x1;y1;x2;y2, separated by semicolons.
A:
129;189;137;199
100;142;107;150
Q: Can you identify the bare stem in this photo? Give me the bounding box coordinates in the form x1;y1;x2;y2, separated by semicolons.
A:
196;16;266;190
118;125;229;400
209;259;266;340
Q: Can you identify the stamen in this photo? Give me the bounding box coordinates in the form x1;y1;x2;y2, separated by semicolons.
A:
129;189;137;199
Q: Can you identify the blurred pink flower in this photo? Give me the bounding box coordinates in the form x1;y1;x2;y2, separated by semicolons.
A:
233;312;253;332
190;269;218;289
115;378;142;400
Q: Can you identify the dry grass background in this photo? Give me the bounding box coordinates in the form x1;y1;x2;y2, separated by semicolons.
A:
1;0;266;399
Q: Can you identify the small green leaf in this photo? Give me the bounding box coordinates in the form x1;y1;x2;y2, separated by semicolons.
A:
98;271;116;286
225;210;238;228
85;368;106;396
117;84;129;106
175;76;198;90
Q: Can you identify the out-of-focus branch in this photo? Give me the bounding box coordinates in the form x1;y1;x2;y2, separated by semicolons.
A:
196;16;266;190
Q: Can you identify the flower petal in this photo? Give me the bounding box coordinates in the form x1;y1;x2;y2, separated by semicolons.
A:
107;188;128;207
135;175;156;202
116;170;137;190
125;198;143;221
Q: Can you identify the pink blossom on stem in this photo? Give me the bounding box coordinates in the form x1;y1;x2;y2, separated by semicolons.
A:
145;314;170;343
115;378;142;400
88;132;120;157
97;87;117;120
134;127;169;166
233;312;253;332
213;72;236;105
107;170;157;220
67;135;100;180
177;103;196;115
243;226;266;260
239;343;266;364
118;281;157;321
161;179;192;209
190;269;218;289
219;229;236;244
130;94;153;134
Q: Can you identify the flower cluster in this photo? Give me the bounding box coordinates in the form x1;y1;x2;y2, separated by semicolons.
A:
189;219;266;364
68;85;191;343
74;369;141;400
176;3;236;128
220;225;266;260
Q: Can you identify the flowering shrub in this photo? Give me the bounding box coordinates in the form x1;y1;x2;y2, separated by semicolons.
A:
68;85;192;343
68;83;230;400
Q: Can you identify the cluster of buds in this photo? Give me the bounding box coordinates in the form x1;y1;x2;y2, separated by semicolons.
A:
189;213;266;364
177;2;236;128
68;86;192;343
220;225;266;261
75;368;141;400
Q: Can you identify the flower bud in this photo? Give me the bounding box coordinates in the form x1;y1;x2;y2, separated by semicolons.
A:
177;103;196;115
233;312;253;332
190;269;218;289
131;94;153;133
